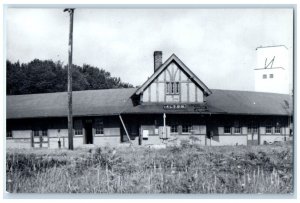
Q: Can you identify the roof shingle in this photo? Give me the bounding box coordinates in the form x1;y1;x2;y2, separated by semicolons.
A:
6;88;293;119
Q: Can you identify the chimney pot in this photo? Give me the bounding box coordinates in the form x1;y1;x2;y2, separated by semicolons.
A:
154;51;162;72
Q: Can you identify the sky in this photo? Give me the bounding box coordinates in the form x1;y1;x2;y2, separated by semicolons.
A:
5;8;293;91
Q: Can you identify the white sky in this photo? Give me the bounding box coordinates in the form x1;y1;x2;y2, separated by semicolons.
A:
6;8;293;91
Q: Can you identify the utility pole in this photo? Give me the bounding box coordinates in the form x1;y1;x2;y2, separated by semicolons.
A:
64;8;75;150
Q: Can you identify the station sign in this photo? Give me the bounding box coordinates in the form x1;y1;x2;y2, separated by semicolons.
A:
162;104;208;112
163;104;186;110
191;104;208;112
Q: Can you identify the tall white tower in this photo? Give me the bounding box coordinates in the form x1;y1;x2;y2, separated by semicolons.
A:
254;45;289;94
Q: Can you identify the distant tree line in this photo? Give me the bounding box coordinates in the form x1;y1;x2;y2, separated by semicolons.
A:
7;59;133;95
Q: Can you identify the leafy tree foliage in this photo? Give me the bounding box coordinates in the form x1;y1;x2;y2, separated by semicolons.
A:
6;59;133;95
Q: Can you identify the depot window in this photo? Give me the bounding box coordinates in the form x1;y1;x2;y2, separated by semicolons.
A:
171;125;178;133
234;121;241;134
95;119;104;134
266;122;272;134
182;125;192;133
33;130;39;137
248;122;258;134
224;126;231;134
275;122;281;134
74;120;83;135
42;130;48;136
7;130;12;138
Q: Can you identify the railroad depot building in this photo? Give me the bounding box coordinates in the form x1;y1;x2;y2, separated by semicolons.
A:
6;51;293;149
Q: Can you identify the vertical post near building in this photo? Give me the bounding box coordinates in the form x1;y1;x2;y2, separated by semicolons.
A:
163;113;166;138
64;8;75;150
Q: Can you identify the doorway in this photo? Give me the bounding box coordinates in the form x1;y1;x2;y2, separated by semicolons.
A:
247;129;259;145
84;120;93;144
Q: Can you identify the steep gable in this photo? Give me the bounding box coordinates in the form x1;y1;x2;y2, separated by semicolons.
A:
133;54;211;104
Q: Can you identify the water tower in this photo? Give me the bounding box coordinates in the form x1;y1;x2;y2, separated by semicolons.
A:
254;45;289;94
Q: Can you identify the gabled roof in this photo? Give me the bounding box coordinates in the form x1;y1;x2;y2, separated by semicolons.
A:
134;54;212;96
7;88;137;119
206;89;292;115
122;89;293;115
7;88;293;119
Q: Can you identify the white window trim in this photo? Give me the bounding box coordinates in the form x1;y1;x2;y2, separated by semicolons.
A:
274;127;281;134
95;133;105;136
234;127;241;134
166;82;180;95
182;125;192;134
265;127;272;134
74;128;83;136
224;127;231;134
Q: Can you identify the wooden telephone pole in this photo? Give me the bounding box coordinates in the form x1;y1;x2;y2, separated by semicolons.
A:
64;8;75;150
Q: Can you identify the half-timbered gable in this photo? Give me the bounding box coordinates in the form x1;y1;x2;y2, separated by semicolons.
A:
133;54;212;104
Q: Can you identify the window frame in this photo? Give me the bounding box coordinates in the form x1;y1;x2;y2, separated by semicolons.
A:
166;82;180;95
263;74;267;79
170;124;178;134
233;121;241;134
42;129;48;136
95;119;104;135
266;122;272;134
274;122;281;134
224;126;231;134
269;74;274;78
171;82;175;94
175;82;180;94
234;127;241;134
182;124;192;134
74;119;83;135
7;130;12;138
166;82;170;94
74;129;83;135
33;130;40;137
248;123;258;134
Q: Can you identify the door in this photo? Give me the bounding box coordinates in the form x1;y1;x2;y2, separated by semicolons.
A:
247;126;259;145
84;120;93;144
32;130;49;148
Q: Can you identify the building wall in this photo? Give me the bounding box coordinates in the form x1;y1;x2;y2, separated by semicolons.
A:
7;138;32;149
210;115;291;145
12;130;32;139
260;135;287;145
142;62;204;103
7;116;122;149
210;135;247;146
94;136;120;147
6;114;291;148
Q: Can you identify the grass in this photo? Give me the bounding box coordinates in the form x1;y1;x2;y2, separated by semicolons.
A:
6;142;293;194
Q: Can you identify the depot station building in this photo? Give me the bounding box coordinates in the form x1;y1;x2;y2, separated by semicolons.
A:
6;47;293;148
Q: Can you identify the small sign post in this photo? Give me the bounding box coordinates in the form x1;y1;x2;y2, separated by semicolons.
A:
163;113;166;138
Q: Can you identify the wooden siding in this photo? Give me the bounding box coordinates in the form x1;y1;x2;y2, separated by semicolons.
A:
141;62;204;103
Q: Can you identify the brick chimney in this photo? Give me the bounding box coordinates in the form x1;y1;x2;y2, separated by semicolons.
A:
154;51;162;72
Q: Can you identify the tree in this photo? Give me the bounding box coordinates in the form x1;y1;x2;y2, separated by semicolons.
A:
6;59;134;95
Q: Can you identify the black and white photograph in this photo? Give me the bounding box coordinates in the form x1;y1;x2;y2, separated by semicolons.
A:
4;4;295;196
